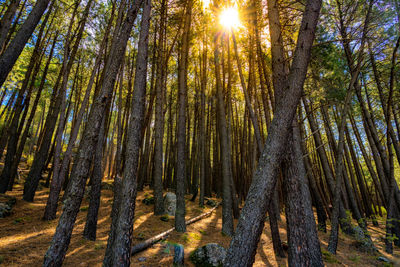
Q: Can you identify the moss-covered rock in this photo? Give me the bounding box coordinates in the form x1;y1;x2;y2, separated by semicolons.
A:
0;194;16;218
190;243;226;267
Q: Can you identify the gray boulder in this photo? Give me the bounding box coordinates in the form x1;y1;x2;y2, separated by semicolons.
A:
190;243;226;267
0;203;11;218
0;194;16;218
353;226;377;253
163;192;176;216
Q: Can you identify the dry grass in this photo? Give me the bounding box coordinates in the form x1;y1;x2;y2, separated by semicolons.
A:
0;183;399;266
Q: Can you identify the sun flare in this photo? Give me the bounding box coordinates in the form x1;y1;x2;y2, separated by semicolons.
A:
219;7;241;29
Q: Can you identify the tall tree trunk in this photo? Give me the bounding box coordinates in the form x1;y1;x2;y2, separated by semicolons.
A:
175;0;192;232
43;0;143;265
214;35;234;237
198;20;207;207
224;0;321;264
0;0;22;52
83;104;109;240
152;0;167;216
23;0;87;202
105;1;150;264
283;120;323;266
7;33;57;192
43;0;112;220
0;0;51;87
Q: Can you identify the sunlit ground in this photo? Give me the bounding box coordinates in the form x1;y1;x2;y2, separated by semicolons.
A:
0;183;399;266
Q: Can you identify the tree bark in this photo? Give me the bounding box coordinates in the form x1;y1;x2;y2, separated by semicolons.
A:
283;120;323;267
42;0;143;265
214;35;234;237
105;0;150;264
0;0;51;87
175;0;192;232
152;0;167;216
223;0;322;265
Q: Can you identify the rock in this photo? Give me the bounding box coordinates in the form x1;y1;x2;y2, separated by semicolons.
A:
0;194;16;207
0;194;16;218
163;192;176;216
173;244;184;266
352;226;377;253
206;199;217;207
190;243;226;267
377;256;390;263
0;203;11;218
138;257;147;262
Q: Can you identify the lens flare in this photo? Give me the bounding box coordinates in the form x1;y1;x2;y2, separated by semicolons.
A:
219;7;241;29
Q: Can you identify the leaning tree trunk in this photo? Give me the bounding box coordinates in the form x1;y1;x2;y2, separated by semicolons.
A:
0;0;51;87
42;0;143;265
0;7;52;192
283;120;323;267
43;0;110;220
223;0;322;264
83;106;109;241
0;0;22;51
23;1;87;202
104;1;150;265
7;34;57;192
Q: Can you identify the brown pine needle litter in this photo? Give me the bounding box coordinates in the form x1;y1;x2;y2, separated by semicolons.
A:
0;184;399;266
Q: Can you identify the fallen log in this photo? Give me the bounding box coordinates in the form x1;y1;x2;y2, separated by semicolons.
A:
131;203;220;255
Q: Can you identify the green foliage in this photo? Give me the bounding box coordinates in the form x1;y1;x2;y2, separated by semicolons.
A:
199;229;207;235
180;232;201;243
348;255;361;263
13;216;32;224
385;232;398;243
0;255;4;264
94;241;106;250
27;154;35;167
142;195;155;205
181;233;189;243
161;240;178;255
160;214;169;222
80;206;88;212
321;249;340;264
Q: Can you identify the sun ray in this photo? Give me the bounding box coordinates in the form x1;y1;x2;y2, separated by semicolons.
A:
219;7;241;29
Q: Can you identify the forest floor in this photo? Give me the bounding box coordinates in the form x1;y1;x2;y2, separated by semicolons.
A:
0;181;399;266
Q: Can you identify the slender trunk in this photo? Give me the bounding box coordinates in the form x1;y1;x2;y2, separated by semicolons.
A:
0;0;51;87
224;0;321;264
0;0;22;52
43;0;112;220
105;1;150;264
7;33;57;191
43;0;143;265
214;36;234;237
283;120;323;266
175;0;192;232
23;0;87;202
153;0;167;215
